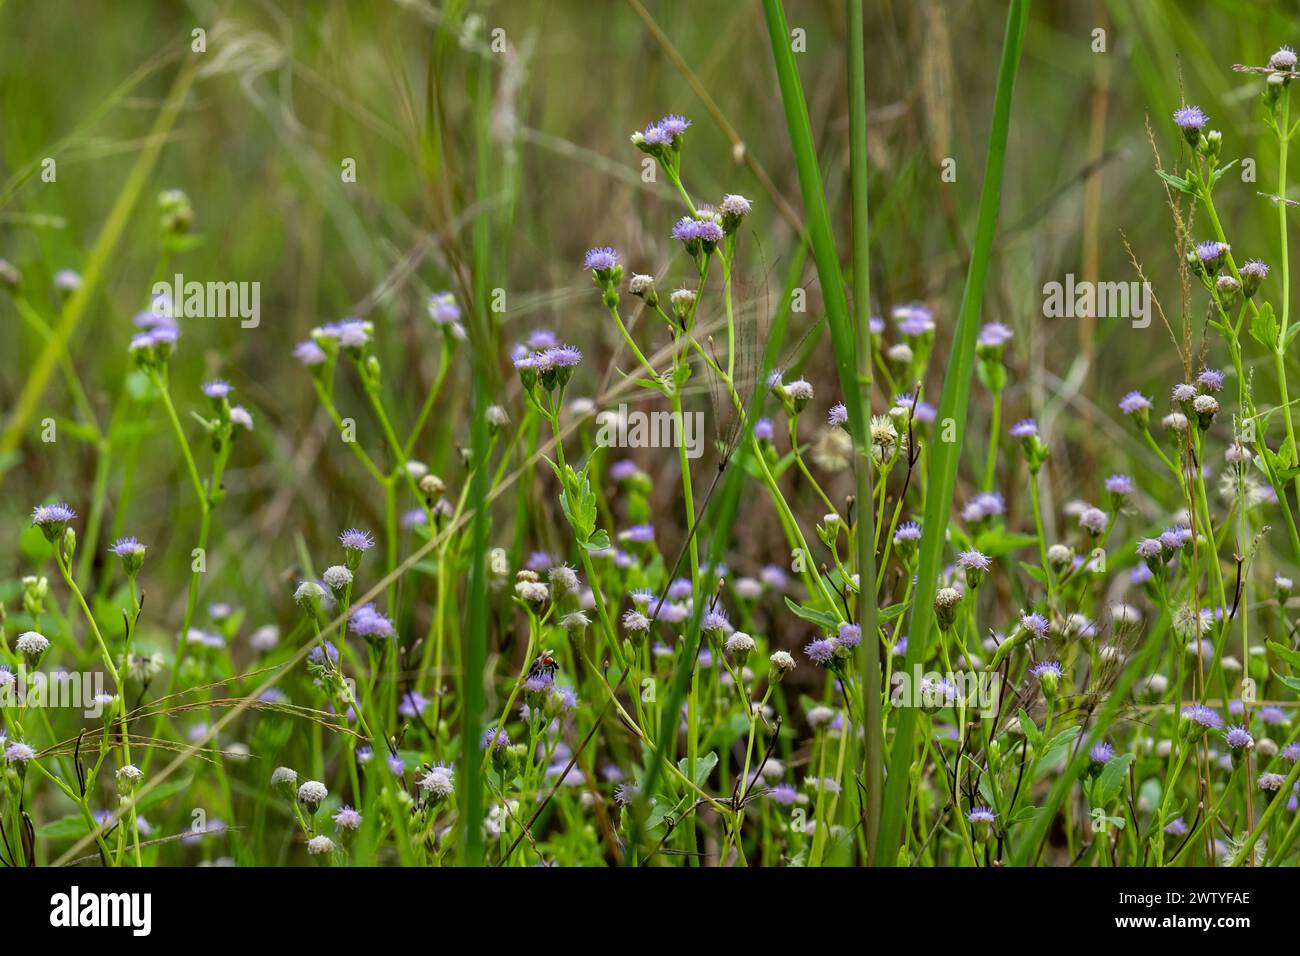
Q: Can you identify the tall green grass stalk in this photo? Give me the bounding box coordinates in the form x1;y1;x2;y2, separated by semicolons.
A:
875;0;1029;867
761;0;882;859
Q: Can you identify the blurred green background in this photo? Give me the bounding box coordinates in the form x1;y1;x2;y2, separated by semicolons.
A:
2;0;1297;615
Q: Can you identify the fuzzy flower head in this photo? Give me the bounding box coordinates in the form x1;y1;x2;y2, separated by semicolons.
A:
31;503;76;542
1029;660;1063;698
1173;105;1208;145
828;402;848;428
956;550;991;590
1224;724;1255;751
583;246;620;276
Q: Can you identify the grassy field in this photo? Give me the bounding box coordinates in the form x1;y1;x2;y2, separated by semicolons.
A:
3;0;1300;868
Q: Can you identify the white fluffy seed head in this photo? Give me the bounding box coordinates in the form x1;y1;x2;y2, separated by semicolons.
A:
322;565;352;590
724;632;755;656
15;631;49;656
306;835;335;855
298;780;328;804
271;766;298;788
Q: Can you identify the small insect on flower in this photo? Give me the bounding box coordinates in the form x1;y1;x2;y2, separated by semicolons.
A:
769;650;797;680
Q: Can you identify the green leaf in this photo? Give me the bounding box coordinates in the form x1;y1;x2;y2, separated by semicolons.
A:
678;750;718;788
1155;168;1194;194
878;601;910;623
784;596;839;630
1016;707;1041;750
1267;640;1300;669
584;529;611;552
1277;673;1300;693
974;527;1040;558
36;814;96;840
1251;302;1280;351
1018;561;1048;586
1092;752;1136;807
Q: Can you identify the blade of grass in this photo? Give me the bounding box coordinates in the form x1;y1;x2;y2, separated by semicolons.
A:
761;0;880;860
846;0;881;862
875;0;1029;866
458;48;495;867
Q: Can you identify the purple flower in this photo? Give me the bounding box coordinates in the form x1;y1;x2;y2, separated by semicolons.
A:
1136;538;1163;560
828;402;848;427
1105;474;1134;497
956;550;991;571
398;692;430;718
1164;817;1189;837
339;528;375;552
618;524;655;544
482;727;510;751
658;114;691;137
1089;741;1115;764
1181;703;1224;730
526;328;558;350
1029;660;1062;682
804;638;837;666
702;607;730;633
894;521;922;544
1196;240;1228;264
753;417;774;440
1020;612;1050;639
32;503;76;528
1223;725;1254;749
837;623;862;648
1197;368;1224;393
968;806;996;826
768;783;798;805
348;603;396;640
978;322;1013;349
202;379;232;399
1119;391;1152;415
109;536;146;558
294;340;327;366
1079;507;1108;534
1173;105;1208;131
642;124;671;146
1240;259;1269;281
1258;705;1287;726
1009;419;1038;439
1160;526;1192;551
541;345;582;368
583;247;619;273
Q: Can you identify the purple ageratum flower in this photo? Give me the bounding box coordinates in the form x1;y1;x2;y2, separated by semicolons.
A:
608;459;639;482
339;528;375;552
956;550;991;571
642;123;671;146
768;783;798;806
968;806;996;826
1164;817;1189;837
1196;240;1228;265
1197;368;1224;393
1240;259;1269;281
1283;742;1300;762
753;417;774;440
658;114;691;137
526;328;558;350
31;504;76;539
398;691;430;718
540;345;582;369
837;623;862;648
1159;526;1192;551
583;247;619;273
429;292;461;325
348;603;396;640
1131;562;1154;585
618;524;655;544
1258;772;1287;792
1079;507;1108;534
895;306;934;337
294;340;328;366
1119;390;1152;415
308;641;339;665
978;322;1013;349
1181;703;1224;730
482;727;510;751
1020;612;1050;639
804;638;838;666
202;379;232;400
1173;105;1208;132
828;402;848;427
1105;474;1134;497
109;536;146;558
1136;538;1164;560
1009;419;1038;439
1223;725;1254;749
1258;705;1287;726
1029;660;1062;682
1089;741;1115;764
894;521;922;544
869;315;885;335
702;607;730;633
